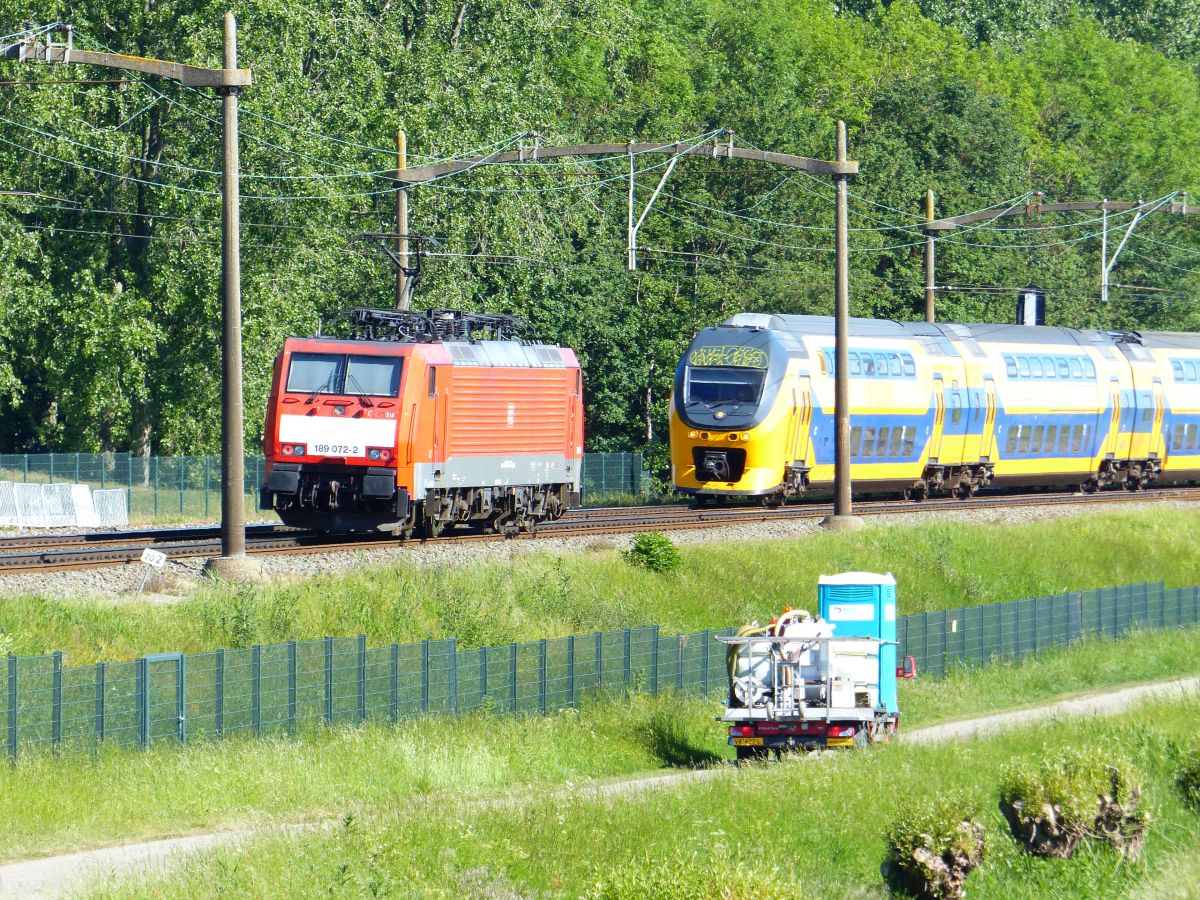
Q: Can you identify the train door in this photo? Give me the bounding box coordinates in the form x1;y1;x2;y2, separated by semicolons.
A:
981;378;997;460
928;376;945;463
1151;379;1166;460
1104;377;1121;459
793;375;813;464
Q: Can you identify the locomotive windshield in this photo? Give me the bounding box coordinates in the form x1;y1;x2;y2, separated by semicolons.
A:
286;352;402;397
685;367;765;405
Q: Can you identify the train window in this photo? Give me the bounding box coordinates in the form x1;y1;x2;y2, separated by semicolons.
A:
1084;359;1096;379
1142;407;1153;423
889;355;902;376
1017;357;1030;378
1030;357;1044;378
685;368;766;405
286;352;345;395
1069;358;1083;379
1173;361;1185;380
1018;427;1032;454
1058;426;1071;453
889;427;902;456
346;356;402;398
1188;362;1199;381
950;397;962;424
1045;357;1057;377
427;368;437;397
849;353;862;376
861;355;876;376
876;428;890;456
1174;424;1186;451
1057;358;1070;378
1006;426;1018;454
875;353;889;376
862;427;876;458
1072;425;1084;452
1188;424;1199;450
1032;425;1045;453
1046;425;1058;452
1004;355;1017;377
850;426;862;456
902;426;916;456
902;354;916;376
575;370;582;397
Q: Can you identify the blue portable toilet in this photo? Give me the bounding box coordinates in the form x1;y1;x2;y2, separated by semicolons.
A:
817;572;898;714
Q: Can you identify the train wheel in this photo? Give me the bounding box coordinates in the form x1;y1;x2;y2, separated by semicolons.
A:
760;494;782;509
1080;478;1100;494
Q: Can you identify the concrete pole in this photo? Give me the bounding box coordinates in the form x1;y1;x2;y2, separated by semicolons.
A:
396;128;409;309
924;189;936;323
1100;201;1109;304
828;120;859;529
206;12;257;578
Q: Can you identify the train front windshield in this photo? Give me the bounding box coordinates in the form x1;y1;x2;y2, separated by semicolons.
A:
285;353;402;397
685;367;765;405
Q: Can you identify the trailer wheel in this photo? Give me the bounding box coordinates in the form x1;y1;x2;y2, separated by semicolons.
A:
736;746;769;766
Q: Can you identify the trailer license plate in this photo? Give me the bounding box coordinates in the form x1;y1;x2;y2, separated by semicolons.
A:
826;737;854;747
732;737;763;746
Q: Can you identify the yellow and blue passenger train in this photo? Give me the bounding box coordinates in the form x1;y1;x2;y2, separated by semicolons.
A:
670;314;1200;503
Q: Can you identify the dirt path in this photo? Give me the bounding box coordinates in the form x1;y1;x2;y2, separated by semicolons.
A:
2;676;1196;899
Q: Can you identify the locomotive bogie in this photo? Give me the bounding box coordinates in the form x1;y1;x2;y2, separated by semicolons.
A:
671;314;1200;502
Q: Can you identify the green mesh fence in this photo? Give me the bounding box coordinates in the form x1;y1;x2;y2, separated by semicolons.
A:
0;451;644;523
5;581;1197;760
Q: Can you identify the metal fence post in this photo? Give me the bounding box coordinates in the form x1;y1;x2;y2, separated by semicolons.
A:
539;638;548;714
324;637;334;724
651;625;660;697
252;644;262;736
623;628;632;686
357;635;367;722
178;654;188;745
204;457;211;518
421;639;430;714
51;651;62;751
95;662;105;744
178;457;185;516
215;649;224;738
389;643;399;722
449;638;458;714
509;643;518;713
701;630;711;694
479;647;488;699
287;641;297;731
74;453;80;484
137;657;149;750
7;655;17;760
676;634;685;693
566;635;575;705
48;454;54;484
595;631;603;690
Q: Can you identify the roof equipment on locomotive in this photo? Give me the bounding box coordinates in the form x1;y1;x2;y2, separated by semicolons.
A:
260;307;584;537
671;314;1200;505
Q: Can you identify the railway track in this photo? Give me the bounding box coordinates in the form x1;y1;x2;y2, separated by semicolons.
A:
2;485;1198;575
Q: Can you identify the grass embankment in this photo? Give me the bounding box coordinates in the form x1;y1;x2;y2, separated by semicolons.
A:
95;695;1200;899
1;626;1195;865
3;507;1200;664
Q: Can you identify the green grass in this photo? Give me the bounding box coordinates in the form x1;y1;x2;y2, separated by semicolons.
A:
92;696;1200;899
3;507;1200;665
0;626;1194;866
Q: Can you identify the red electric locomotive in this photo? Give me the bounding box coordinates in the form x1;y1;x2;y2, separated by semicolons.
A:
260;308;583;536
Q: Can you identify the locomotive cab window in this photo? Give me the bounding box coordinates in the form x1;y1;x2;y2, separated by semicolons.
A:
346;356;401;397
685;367;765;405
286;353;345;395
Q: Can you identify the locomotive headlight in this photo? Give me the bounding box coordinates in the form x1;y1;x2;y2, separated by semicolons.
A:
280;444;293;456
742;433;750;441
368;448;382;460
688;430;698;439
714;410;727;420
332;405;347;417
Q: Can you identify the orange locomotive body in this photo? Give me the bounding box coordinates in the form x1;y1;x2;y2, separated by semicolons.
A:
260;309;584;535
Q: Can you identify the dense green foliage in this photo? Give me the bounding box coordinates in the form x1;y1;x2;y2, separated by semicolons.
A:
622;530;682;572
1;1;1199;465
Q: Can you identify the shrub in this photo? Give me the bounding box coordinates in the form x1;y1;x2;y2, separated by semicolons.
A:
999;747;1146;859
623;532;682;573
583;850;791;900
884;792;986;900
1176;740;1200;809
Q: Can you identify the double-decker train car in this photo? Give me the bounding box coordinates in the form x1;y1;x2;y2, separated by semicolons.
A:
670;313;1200;503
261;309;583;535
